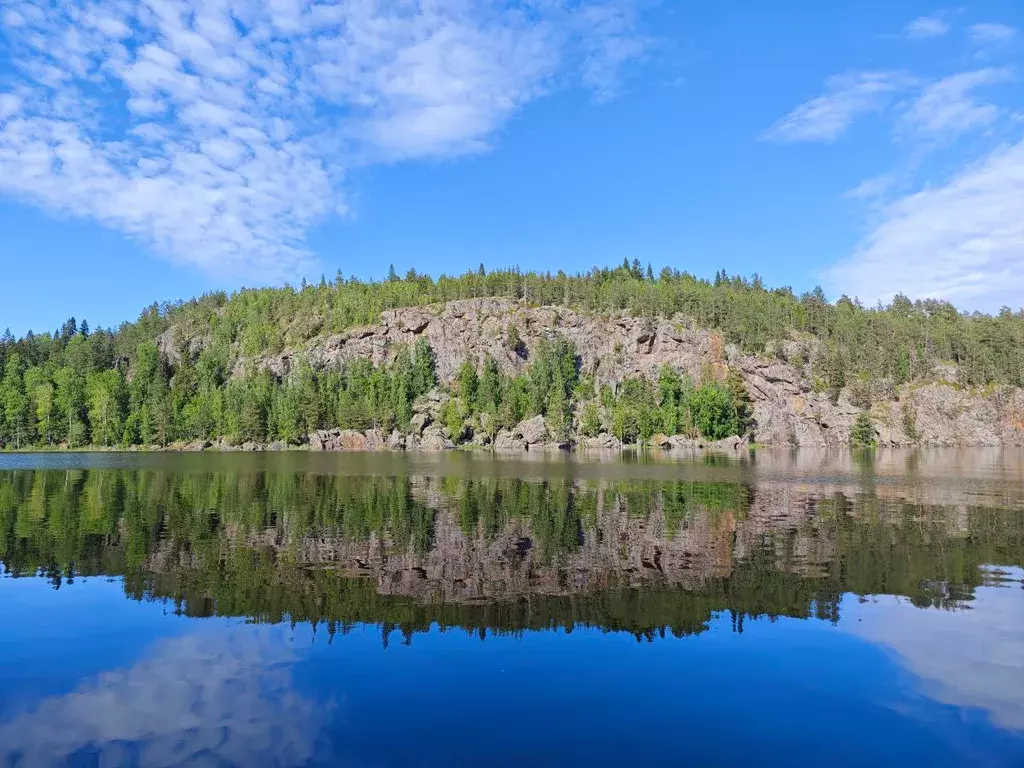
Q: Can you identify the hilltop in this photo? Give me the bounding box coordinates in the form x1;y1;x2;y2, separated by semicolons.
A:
2;264;1023;450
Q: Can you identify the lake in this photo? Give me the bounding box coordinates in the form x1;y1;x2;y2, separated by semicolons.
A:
1;449;1023;767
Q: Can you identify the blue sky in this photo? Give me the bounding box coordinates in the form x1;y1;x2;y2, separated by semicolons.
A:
1;1;1022;336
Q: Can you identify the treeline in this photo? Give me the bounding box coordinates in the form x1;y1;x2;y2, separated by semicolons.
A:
135;262;1024;386
0;318;752;447
2;263;1022;447
0;328;439;448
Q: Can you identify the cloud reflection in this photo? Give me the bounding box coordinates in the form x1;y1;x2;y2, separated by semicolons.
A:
848;567;1024;731
0;626;326;767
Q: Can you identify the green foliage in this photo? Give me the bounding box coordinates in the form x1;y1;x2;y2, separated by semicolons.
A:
411;338;437;398
2;267;1024;449
457;361;478;404
690;383;739;441
86;369;125;446
608;377;658;443
726;368;754;437
824;344;846;405
592;371;742;444
476;355;501;413
580;401;602;437
851;412;877;448
526;335;579;419
0;354;30;448
441;398;465;441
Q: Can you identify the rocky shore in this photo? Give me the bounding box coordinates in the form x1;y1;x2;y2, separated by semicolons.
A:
165;416;752;454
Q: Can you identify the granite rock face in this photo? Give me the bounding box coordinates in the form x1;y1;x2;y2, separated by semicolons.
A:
168;297;1024;448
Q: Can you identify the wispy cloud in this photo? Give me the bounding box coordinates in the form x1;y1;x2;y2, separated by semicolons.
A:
904;16;950;39
0;0;649;280
843;173;897;201
761;71;914;143
900;68;1012;140
766;21;1021;310
825;138;1024;311
969;23;1017;47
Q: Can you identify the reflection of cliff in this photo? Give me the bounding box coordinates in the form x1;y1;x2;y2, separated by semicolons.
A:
2;467;1022;639
139;478;1022;631
291;483;737;603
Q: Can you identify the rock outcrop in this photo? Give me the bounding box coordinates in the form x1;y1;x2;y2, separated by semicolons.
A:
310;429;371;451
164;297;1024;448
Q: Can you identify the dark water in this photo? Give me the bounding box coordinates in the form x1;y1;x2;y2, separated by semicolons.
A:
1;450;1023;767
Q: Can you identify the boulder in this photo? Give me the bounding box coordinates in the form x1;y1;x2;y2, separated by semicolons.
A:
309;429;338;451
410;412;431;435
493;429;526;451
419;426;455;451
516;415;548;445
364;429;386;450
337;430;369;451
266;441;288;451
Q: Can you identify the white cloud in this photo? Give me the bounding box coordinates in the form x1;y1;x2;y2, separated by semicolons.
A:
762;71;914;143
905;16;949;39
843;173;897;201
969;23;1017;47
0;627;329;766
900;68;1012;139
575;1;649;102
826;137;1024;311
0;0;649;280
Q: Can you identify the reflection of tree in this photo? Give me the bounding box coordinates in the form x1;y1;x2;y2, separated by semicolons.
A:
1;469;1022;641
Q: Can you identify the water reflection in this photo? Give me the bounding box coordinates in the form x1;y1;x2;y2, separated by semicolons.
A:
1;454;1024;766
848;567;1024;731
1;463;1021;640
0;627;324;767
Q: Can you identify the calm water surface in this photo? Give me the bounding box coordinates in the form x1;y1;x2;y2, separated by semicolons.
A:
1;449;1023;767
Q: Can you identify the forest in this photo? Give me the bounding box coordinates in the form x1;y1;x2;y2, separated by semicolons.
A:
1;261;1022;449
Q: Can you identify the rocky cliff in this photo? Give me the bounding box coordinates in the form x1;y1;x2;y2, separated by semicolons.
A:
172;297;1024;448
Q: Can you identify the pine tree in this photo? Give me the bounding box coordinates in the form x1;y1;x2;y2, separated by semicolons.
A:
850;412;876;448
726;368;754;436
0;354;30;448
457;361;478;404
411;339;437;397
580;401;601;437
477;355;501;412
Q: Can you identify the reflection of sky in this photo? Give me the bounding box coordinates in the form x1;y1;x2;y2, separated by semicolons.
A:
0;625;326;767
845;567;1024;732
2;573;1024;766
